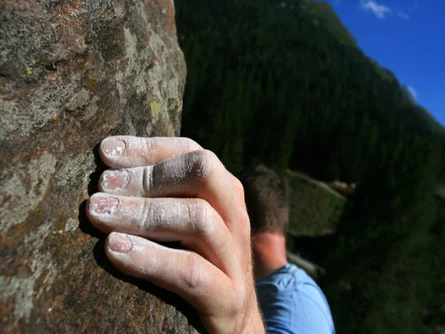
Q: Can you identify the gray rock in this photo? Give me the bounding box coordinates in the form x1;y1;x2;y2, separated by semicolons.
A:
285;170;347;237
0;0;197;332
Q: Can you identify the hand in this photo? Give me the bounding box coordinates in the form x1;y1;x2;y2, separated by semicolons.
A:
86;136;265;334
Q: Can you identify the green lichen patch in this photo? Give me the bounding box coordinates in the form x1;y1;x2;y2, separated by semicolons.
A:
150;101;160;117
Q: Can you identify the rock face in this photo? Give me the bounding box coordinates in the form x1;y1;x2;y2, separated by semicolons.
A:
0;1;196;332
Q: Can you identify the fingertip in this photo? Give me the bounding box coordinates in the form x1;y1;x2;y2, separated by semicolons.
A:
86;193;121;234
85;197;93;221
106;232;133;254
101;137;126;157
97;137;123;169
88;193;120;215
182;137;203;152
98;169;131;193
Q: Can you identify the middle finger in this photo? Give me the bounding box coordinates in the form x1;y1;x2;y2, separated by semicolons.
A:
98;149;242;229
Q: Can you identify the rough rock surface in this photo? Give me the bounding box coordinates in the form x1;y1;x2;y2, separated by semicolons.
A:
0;1;197;332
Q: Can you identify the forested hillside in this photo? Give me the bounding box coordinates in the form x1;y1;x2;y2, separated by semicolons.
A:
175;0;445;333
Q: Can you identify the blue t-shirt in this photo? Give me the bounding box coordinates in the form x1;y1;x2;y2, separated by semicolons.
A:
255;264;335;334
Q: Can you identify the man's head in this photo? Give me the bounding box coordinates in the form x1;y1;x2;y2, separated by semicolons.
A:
239;164;289;236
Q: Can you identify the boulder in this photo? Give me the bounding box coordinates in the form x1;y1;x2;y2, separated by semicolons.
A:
329;180;357;196
0;0;197;332
285;170;347;237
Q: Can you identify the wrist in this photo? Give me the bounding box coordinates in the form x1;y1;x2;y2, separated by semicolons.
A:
243;307;265;334
233;295;265;334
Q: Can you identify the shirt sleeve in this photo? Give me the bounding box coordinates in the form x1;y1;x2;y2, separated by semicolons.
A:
255;264;335;334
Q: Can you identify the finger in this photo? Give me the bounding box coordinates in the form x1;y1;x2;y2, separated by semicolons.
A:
99;136;202;169
86;193;235;274
98;150;249;233
105;232;234;315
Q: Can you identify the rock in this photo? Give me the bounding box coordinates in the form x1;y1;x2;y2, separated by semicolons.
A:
0;1;197;332
285;170;347;237
329;180;357;196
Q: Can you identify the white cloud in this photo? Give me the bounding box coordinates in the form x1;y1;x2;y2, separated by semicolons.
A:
407;86;418;100
361;0;391;19
398;11;409;20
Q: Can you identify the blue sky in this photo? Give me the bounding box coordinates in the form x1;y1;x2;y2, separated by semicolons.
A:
323;0;445;125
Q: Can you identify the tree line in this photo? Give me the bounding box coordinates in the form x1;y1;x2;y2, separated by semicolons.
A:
176;0;445;332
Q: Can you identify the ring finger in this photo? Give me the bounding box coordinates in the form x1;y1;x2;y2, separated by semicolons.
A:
86;193;236;275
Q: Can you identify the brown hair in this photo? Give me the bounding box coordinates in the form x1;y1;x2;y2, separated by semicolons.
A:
239;164;289;235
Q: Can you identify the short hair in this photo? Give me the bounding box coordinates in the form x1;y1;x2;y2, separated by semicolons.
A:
239;164;289;235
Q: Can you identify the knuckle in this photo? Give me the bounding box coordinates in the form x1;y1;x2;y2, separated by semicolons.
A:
187;199;213;238
140;199;156;231
232;176;245;198
239;210;251;237
229;175;252;236
182;253;203;291
182;137;202;152
140;200;151;231
186;149;217;180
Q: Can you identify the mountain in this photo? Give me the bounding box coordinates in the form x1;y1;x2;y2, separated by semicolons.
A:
305;1;358;47
175;0;445;333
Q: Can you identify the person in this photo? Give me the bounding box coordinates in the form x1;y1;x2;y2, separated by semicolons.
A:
240;165;336;333
86;136;334;333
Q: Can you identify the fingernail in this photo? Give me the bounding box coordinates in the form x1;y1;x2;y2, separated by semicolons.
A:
89;195;119;214
108;233;133;253
102;138;126;156
100;170;130;191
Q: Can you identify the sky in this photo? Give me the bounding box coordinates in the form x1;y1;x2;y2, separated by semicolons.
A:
323;0;445;125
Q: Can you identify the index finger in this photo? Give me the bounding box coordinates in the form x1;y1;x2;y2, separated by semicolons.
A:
100;136;202;168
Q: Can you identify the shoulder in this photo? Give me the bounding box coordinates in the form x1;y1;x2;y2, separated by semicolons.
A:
256;264;336;334
255;264;313;293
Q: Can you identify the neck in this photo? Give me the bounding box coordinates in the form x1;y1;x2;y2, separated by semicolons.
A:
251;232;288;280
